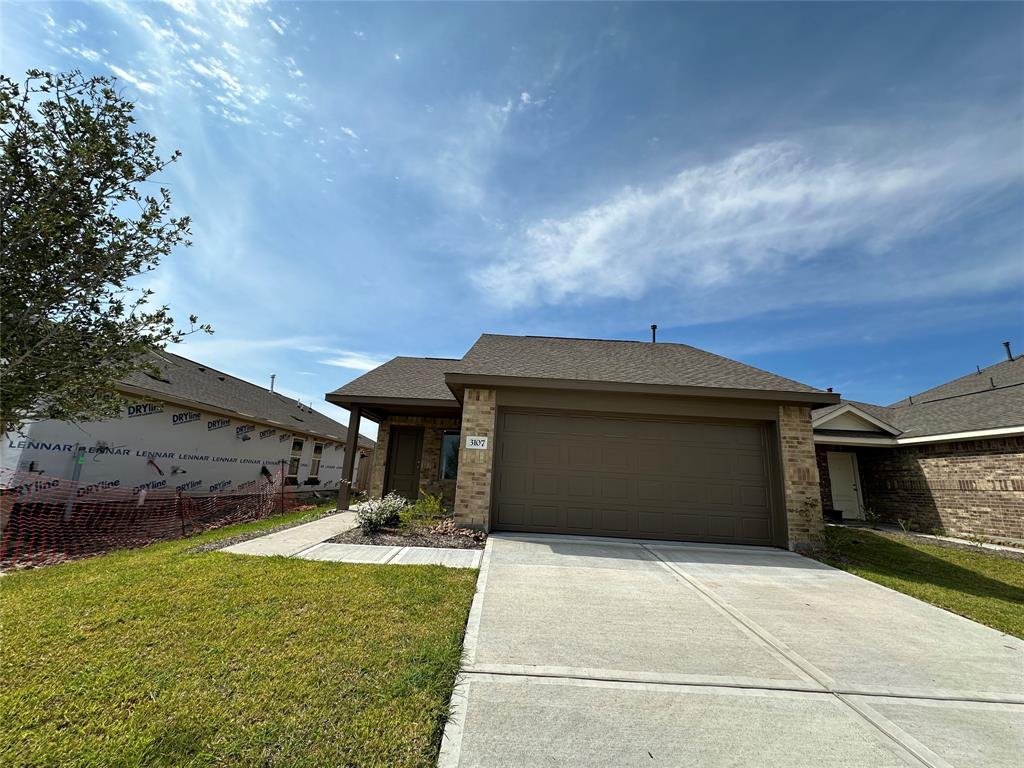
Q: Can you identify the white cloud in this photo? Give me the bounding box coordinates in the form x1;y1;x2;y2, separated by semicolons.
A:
520;91;531;105
283;55;303;78
393;52;401;61
268;18;285;35
163;0;198;16
475;120;1023;309
318;353;388;372
339;125;359;140
108;64;160;94
406;97;512;209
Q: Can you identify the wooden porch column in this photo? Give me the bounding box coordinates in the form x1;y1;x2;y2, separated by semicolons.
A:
339;405;361;510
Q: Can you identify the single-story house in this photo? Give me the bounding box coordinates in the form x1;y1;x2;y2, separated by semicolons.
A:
328;334;839;551
813;348;1023;541
2;349;375;502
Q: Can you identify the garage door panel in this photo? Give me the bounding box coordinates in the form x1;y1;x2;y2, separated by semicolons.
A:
600;476;630;499
706;483;736;506
566;507;594;530
567;442;599;469
741;517;771;541
528;504;563;528
567;475;596;499
598;509;633;532
493;409;774;545
739;485;768;507
734;451;766;477
707;515;738;539
495;501;526;526
502;411;532;434
498;468;528;496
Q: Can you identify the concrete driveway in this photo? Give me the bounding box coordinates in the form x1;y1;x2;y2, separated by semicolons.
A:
439;534;1024;768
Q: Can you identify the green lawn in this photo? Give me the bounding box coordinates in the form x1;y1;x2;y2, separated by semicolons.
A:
0;509;479;767
816;527;1024;639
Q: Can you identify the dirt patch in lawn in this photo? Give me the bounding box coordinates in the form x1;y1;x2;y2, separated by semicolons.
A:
329;525;486;550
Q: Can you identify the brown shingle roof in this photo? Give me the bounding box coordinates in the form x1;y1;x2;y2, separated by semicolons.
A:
328;334;832;408
123;350;373;447
457;334;826;394
328;357;460;402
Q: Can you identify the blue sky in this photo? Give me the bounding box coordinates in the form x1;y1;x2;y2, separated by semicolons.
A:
5;1;1023;439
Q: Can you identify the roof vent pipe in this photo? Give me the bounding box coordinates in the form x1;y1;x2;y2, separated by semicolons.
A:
270;373;276;393
1004;341;1014;361
650;324;658;343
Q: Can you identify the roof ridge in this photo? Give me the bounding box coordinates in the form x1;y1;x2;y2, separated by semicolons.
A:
892;380;1024;409
487;333;699;349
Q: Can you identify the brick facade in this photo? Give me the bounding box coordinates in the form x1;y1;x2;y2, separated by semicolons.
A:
453;388;497;530
817;437;1024;541
778;405;826;552
367;415;462;505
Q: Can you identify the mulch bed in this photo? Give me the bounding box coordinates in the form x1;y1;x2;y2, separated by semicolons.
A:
186;508;337;554
328;525;486;550
860;527;1024;563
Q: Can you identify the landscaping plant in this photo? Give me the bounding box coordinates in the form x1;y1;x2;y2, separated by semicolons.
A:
356;491;408;534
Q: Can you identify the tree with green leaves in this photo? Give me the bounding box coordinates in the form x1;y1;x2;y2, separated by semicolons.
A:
0;70;211;434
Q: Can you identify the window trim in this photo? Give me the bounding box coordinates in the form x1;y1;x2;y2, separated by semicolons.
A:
309;441;324;480
287;437;305;481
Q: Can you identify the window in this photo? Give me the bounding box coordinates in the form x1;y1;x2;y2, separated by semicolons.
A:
287;438;304;480
309;442;324;479
439;431;460;480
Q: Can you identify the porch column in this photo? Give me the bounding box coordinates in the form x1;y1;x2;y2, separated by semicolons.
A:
339;405;361;510
778;404;825;552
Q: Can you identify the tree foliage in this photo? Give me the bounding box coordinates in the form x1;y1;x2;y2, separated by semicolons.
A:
0;70;210;434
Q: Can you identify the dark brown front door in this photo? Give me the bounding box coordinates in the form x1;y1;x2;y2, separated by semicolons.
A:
384;426;423;500
492;409;775;546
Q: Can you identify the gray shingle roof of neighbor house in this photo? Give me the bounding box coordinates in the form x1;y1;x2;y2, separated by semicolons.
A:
329;333;837;406
122;349;374;447
813;355;1024;439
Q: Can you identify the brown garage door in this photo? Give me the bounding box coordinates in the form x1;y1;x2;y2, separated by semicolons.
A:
492;409;776;545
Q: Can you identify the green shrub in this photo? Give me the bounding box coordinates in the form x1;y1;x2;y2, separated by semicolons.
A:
399;493;446;529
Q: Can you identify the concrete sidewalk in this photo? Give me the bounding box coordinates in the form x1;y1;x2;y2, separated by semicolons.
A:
219;512;482;568
220;512;359;557
439;534;1024;767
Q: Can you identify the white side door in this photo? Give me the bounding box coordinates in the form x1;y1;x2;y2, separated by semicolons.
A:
827;451;864;520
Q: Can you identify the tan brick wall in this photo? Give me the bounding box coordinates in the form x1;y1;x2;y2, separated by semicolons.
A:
367;415;462;505
778;405;825;551
454;388;497;530
821;437;1024;541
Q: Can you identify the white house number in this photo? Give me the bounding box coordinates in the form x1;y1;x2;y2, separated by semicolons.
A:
466;436;489;450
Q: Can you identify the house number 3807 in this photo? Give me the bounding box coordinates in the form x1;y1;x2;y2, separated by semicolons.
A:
466;436;489;450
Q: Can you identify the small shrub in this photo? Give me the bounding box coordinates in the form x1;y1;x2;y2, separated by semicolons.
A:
930;526;947;537
822;526;845;557
965;532;991;547
861;506;880;524
399;492;446;529
356;492;408;534
896;517;915;533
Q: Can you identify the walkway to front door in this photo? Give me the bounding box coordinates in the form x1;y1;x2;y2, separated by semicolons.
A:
439;534;1023;767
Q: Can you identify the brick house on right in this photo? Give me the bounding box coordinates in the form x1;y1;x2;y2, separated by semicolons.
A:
813;348;1023;542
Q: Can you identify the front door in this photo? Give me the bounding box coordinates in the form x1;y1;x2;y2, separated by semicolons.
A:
827;451;863;519
384;426;423;500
